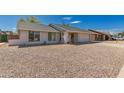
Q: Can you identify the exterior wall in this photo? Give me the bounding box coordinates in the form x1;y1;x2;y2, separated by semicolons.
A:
90;34;106;41
19;30;60;45
10;30;109;46
78;33;90;42
89;31;108;41
8;39;20;46
74;33;78;42
19;30;28;44
45;32;60;44
90;34;96;41
63;32;69;43
103;35;106;40
68;33;78;43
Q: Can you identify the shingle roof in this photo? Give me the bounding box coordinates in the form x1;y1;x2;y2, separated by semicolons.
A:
17;22;59;32
49;24;65;32
49;24;90;33
88;29;108;35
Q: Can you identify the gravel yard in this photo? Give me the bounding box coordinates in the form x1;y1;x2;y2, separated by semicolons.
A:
0;42;124;78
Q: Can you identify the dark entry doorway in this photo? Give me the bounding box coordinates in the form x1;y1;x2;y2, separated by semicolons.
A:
70;33;74;43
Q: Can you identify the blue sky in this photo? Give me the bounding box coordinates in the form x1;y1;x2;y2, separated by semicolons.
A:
0;15;124;32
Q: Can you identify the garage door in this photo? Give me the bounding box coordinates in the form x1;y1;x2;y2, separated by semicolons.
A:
78;33;89;42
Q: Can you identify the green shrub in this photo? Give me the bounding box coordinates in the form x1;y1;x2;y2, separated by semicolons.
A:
0;35;7;42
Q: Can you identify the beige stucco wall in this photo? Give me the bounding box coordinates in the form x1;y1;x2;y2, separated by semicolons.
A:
103;35;106;40
8;39;20;46
9;30;94;45
78;33;90;42
90;34;106;41
90;34;96;41
18;30;60;45
19;30;28;44
63;32;69;43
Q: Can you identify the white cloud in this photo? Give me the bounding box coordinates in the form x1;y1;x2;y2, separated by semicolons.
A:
70;21;81;24
63;17;72;20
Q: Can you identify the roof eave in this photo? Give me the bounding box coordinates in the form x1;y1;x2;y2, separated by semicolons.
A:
18;29;59;32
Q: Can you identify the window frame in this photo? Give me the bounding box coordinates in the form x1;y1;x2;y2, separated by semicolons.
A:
48;32;58;41
29;31;40;42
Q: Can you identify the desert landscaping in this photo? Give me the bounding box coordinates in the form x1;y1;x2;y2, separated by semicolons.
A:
0;41;124;78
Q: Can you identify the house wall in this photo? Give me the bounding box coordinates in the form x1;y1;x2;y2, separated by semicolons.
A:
90;34;96;41
68;33;78;43
78;33;90;42
19;30;28;44
20;31;59;45
10;30;108;46
89;31;107;41
63;32;69;43
8;39;20;46
45;32;60;44
9;30;60;45
74;33;78;42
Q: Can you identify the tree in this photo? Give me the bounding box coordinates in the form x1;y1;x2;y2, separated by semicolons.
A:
111;32;118;37
27;16;40;24
18;16;41;24
18;17;26;22
118;32;124;37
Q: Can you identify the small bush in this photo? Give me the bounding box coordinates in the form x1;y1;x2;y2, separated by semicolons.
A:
0;35;7;42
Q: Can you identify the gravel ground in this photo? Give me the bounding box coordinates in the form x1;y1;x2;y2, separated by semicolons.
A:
0;42;124;78
102;41;124;44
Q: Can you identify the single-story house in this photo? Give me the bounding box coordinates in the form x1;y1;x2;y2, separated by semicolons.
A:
88;29;111;41
8;22;110;46
49;24;91;43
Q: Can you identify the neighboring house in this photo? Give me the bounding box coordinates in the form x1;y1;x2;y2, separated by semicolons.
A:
88;29;111;41
0;31;13;35
8;22;109;46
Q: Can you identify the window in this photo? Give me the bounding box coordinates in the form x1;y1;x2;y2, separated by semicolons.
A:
48;32;52;41
48;32;58;41
52;33;56;41
29;31;40;42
